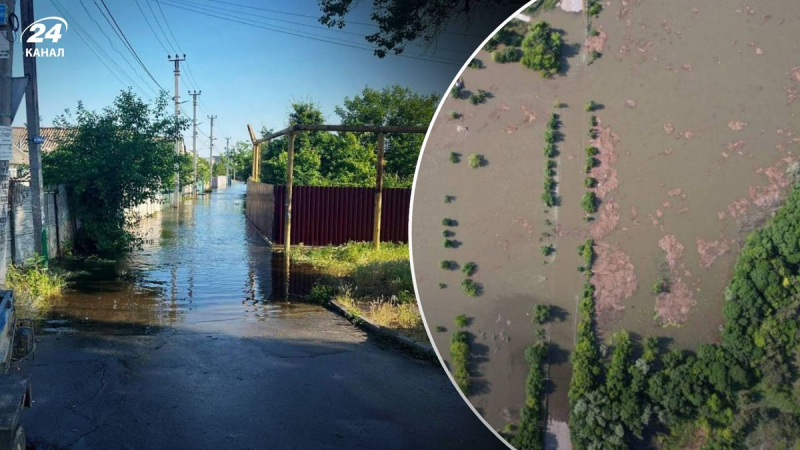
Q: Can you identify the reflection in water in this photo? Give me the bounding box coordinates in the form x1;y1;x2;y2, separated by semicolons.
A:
45;183;324;333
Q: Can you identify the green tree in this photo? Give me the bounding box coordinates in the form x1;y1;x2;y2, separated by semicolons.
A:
44;90;185;253
336;85;437;187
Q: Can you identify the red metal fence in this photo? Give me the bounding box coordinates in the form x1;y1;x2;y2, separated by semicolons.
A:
245;181;410;246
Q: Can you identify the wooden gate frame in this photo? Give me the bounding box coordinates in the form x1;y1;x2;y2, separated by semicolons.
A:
246;124;427;253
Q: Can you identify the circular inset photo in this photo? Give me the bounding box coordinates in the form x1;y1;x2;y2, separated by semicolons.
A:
411;0;800;448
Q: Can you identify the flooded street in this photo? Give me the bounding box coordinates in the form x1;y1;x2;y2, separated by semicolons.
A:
20;183;502;450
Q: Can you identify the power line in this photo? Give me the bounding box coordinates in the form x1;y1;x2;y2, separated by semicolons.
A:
143;0;179;54
183;0;485;37
96;0;168;92
133;0;172;54
154;0;184;54
79;0;158;96
154;0;462;66
164;0;471;55
50;0;150;97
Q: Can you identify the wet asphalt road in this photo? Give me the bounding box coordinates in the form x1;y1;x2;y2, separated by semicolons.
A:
18;184;505;450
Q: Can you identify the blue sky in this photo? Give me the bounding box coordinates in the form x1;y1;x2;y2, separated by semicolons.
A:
9;0;508;156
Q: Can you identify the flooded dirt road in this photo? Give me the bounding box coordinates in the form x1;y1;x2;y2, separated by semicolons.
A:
20;183;503;450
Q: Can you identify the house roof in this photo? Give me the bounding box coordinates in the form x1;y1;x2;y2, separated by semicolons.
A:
11;127;75;166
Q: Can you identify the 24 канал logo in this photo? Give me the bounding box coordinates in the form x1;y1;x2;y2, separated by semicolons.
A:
23;16;67;58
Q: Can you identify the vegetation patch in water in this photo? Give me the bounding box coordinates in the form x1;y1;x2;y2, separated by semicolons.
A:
6;257;69;318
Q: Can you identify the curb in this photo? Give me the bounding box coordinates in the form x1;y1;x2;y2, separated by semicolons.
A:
326;300;436;361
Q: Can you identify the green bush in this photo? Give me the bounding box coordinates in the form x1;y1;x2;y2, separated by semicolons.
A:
584;177;596;188
451;85;462;99
6;257;68;318
520;21;563;77
533;304;552;324
547;112;559;130
541;190;556;208
469;89;489;105
544;176;555;191
544;129;557;144
449;111;461;119
590;115;598;127
443;239;457;248
438;283;447;289
440;260;456;270
468;58;483;69
580;239;595;268
462;261;478;277
449;152;461;163
435;325;447;332
587;0;602;17
546;159;556;170
450;331;471;394
468;154;485;168
492;46;522;63
444;195;456;203
543;143;556;158
652;277;669;294
513;342;548;449
585;146;598;156
462;279;481;297
540;245;554;257
581;192;598;213
442;218;457;226
455;314;469;328
442;230;455;238
309;283;334;303
585;100;597;112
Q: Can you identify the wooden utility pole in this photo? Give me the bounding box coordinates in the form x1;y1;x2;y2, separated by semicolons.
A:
373;133;385;250
246;124;259;181
208;115;216;189
0;0;16;282
188;90;200;195
284;132;295;254
20;0;44;256
168;54;185;207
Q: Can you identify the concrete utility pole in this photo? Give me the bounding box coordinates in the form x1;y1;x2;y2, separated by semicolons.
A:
168;54;185;207
188;90;200;195
207;115;216;189
225;137;230;181
0;0;16;283
21;0;44;257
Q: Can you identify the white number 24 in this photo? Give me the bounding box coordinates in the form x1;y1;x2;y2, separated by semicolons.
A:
27;23;63;43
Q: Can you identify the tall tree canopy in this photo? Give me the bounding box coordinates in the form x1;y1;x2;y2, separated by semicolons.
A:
258;85;436;188
318;0;518;57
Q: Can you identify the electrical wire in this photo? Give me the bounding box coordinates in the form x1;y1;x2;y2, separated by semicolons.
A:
78;0;157;96
96;0;168;92
154;0;462;66
50;0;151;98
133;0;172;54
163;0;471;55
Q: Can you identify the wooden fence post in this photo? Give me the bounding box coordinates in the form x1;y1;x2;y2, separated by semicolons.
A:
285;132;295;255
373;133;385;250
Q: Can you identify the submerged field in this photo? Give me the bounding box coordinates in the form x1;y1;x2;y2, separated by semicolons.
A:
412;0;800;447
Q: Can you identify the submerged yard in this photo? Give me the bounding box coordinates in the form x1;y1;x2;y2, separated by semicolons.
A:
412;0;800;447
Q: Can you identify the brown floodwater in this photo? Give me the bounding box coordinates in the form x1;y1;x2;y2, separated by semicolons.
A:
45;183;325;334
411;0;800;445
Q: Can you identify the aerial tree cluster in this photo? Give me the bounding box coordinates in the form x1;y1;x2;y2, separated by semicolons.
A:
569;189;800;448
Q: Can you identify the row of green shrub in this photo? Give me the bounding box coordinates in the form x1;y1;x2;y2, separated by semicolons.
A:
513;342;549;449
541;112;560;209
450;330;471;394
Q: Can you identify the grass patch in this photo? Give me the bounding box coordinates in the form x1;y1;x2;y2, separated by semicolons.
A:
6;257;68;318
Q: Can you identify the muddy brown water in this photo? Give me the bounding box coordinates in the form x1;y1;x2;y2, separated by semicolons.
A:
45;183;323;333
412;0;800;443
